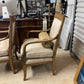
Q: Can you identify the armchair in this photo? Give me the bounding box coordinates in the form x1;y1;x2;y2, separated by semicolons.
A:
18;13;65;80
0;15;16;74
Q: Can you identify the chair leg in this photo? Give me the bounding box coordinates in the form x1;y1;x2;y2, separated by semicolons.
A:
52;61;56;75
23;64;27;81
10;61;15;74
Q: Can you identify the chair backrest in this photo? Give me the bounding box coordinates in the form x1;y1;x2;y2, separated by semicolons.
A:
9;15;16;59
49;13;65;58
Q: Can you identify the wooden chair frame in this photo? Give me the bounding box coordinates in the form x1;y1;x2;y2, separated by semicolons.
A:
0;15;16;74
20;13;65;80
74;54;84;84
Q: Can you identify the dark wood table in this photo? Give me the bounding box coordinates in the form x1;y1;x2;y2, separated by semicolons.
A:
0;18;42;49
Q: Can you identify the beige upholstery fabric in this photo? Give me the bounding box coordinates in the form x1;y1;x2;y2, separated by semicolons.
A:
20;38;53;58
0;56;9;61
19;17;63;64
0;39;9;56
49;18;62;43
26;58;52;64
39;32;50;40
39;32;53;48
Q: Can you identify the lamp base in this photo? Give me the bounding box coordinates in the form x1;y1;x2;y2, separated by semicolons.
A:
2;6;9;19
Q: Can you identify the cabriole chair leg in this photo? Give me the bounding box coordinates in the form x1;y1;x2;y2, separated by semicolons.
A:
23;65;27;81
10;61;16;74
52;61;56;75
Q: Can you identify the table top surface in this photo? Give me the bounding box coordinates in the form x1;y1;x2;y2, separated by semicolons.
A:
0;18;42;21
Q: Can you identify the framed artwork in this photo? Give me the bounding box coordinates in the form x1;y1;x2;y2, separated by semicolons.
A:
74;54;84;84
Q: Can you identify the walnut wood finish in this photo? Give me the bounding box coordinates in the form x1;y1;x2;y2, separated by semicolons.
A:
0;15;16;74
28;28;51;33
20;13;65;81
16;19;42;48
9;15;16;74
0;19;42;49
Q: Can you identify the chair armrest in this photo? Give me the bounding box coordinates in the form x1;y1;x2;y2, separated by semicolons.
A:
29;28;50;33
0;30;8;33
19;34;58;57
0;30;9;41
0;35;9;41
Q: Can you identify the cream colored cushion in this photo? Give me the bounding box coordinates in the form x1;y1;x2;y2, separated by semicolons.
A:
39;32;50;40
0;39;9;56
49;18;62;43
20;38;53;58
38;32;53;48
0;56;9;61
26;58;52;64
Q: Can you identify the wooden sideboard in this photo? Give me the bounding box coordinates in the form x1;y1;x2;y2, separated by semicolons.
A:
0;18;42;48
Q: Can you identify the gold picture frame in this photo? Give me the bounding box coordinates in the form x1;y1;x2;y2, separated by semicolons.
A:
74;54;84;84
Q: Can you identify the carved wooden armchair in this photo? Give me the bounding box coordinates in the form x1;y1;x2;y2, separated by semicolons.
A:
18;13;65;80
0;15;16;74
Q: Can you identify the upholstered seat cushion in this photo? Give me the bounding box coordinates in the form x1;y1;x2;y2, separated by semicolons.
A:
0;39;9;56
26;58;52;64
38;32;53;48
21;38;53;59
0;56;9;62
